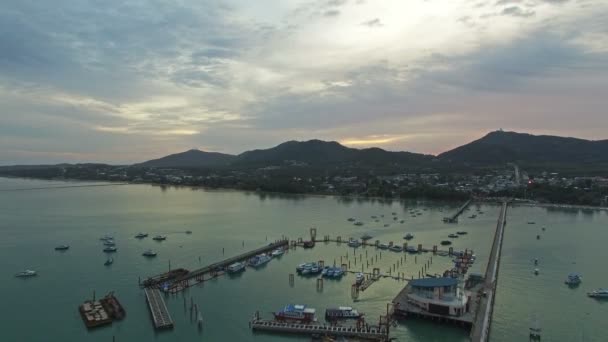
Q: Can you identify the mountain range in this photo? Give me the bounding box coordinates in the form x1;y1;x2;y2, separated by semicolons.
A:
136;130;608;171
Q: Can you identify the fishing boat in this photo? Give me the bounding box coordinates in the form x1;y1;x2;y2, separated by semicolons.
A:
103;246;117;253
325;307;362;320
55;245;70;251
142;249;157;257
135;233;148;238
104;257;114;266
448;234;459;238
403;233;414;240
587;288;608;298
347;239;361;248
273;304;317;322
248;254;271;268
360;233;373;241
152;235;166;241
227;262;246;274
15;270;37;277
564;273;582;286
355;272;365;284
377;243;389;250
440;240;452;246
271;248;285;257
389;245;403;252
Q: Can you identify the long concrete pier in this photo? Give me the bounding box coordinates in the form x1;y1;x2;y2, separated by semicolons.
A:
470;201;508;342
144;288;174;329
444;199;473;223
250;319;389;341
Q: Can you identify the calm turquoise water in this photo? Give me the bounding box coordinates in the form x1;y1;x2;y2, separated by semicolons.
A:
0;177;606;341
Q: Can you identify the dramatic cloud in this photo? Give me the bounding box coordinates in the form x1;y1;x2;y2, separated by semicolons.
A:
0;0;607;164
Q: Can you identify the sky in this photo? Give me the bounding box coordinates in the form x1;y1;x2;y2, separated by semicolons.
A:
0;0;607;164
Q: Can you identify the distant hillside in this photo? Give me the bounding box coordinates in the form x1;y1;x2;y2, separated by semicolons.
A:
137;149;235;168
438;130;608;166
234;139;433;166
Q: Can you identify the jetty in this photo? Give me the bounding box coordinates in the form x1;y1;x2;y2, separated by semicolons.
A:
142;239;289;293
443;199;473;223
470;201;508;342
144;288;174;329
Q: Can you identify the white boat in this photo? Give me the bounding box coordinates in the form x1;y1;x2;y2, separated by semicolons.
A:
347;239;361;248
389;245;403;252
104;257;114;266
248;254;271;268
15;270;37;277
587;288;608;298
152;235;166;241
378;243;389;250
325;306;362;320
99;235;113;241
354;221;364;226
227;262;246;273
103;246;117;253
534;268;539;275
135;233;148;238
142;249;157;257
271;248;284;257
406;246;418;253
355;272;365;284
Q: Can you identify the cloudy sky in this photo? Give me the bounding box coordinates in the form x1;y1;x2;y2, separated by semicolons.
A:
1;0;607;164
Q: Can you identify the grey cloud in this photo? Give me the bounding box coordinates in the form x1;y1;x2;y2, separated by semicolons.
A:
361;18;383;27
501;6;535;17
323;9;341;17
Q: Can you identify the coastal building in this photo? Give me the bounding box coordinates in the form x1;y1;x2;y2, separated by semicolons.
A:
401;277;470;317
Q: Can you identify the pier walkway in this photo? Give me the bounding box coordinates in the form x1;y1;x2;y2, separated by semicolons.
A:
143;239;289;293
470;201;508;342
250;319;389;341
443;199;473;223
144;288;174;329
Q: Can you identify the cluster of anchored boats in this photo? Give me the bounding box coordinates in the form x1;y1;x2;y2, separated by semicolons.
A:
295;263;345;278
226;247;285;274
273;304;362;323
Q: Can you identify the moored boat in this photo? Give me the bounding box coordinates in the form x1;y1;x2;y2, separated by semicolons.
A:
406;246;418;253
440;240;452;246
361;233;373;241
104;257;114;266
389;245;403;252
355;272;365;284
142;249;157;257
378;243;389;250
103;246;117;253
564;273;582;286
135;233;148;238
152;235;167;241
456;231;468;235
273;304;316;322
15;269;37;277
55;245;70;251
347;239;361;248
248;254;271;268
227;262;246;274
325;306;362;320
404;233;414;240
271;248;285;257
448;234;459;238
587;288;608;298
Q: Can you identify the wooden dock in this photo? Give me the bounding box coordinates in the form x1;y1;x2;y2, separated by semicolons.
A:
443;199;472;223
142;239;289;293
250;319;389;341
144;288;174;330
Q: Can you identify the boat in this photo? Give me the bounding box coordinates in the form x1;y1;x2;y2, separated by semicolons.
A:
383;224;390;227
273;304;317;322
541;227;546;231
528;221;536;225
468;214;477;219
533;258;538;265
440;240;452;246
353;221;364;226
534;268;539;275
103;241;115;246
135;233;148;238
456;231;468;235
271;248;285;257
400;220;404;224
185;230;192;234
248;254;271;268
587;288;608;298
142;249;157;257
99;235;113;241
15;270;37;277
197;312;203;327
55;245;70;251
347;218;356;222
347;239;361;248
325;307;362;320
296;263;309;273
227;262;246;274
103;246;117;253
302;241;315;248
104;257;114;266
355;272;365;284
536;235;540;240
436;251;449;256
406;246;418;253
389;245;403;252
310;265;321;274
361;233;373;241
378;243;389;250
448;234;459;238
564;273;582;286
404;233;414;240
152;235;166;241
